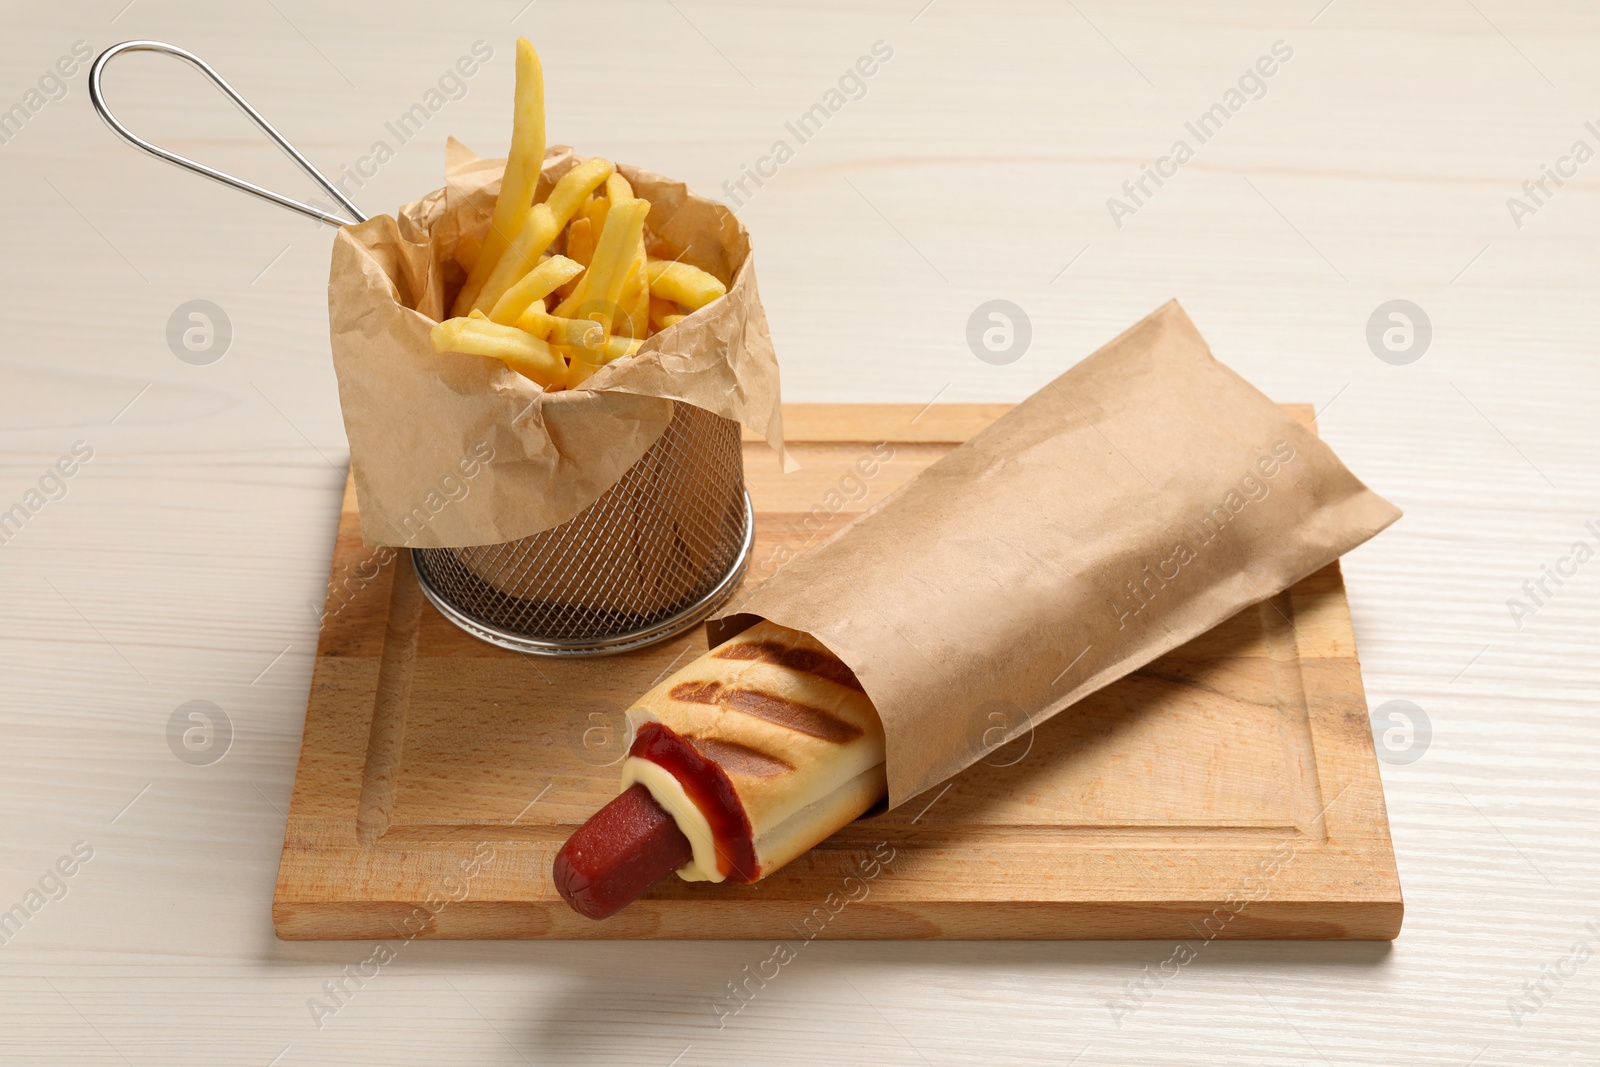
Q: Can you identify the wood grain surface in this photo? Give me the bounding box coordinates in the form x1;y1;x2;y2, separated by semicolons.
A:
4;1;1598;1064
273;404;1401;940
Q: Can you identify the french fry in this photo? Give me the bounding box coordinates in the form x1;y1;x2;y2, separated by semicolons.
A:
611;179;651;337
518;309;610;354
582;191;608;238
473;157;613;314
452;39;545;316
431;316;565;389
547;157;615;222
516;309;552;339
566;355;600;388
646;259;727;310
560;333;643;375
568;198;611;307
598;177;647;336
555;218;593;301
471;205;561;315
552;197;650;330
564;196;595;253
487;254;585;325
563;217;595;267
619;254;649;338
647;296;680;331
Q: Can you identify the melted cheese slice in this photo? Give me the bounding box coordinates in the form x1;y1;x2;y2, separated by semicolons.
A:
618;755;724;883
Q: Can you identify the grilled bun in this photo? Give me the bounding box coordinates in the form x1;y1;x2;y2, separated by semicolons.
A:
623;620;886;881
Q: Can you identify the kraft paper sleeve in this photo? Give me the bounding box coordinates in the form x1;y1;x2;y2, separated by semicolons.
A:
710;300;1401;808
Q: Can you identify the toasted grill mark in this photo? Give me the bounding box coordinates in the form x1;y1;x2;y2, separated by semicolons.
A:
715;640;866;693
671;679;863;744
688;736;794;778
671;680;722;704
719;687;863;744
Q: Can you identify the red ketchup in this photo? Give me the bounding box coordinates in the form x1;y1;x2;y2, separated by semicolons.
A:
627;721;758;883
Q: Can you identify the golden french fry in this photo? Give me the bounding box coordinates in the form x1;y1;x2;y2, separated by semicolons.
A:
564;217;595;267
607;335;644;361
618;255;649;338
553;197;650;329
472;204;559;314
583;191;608;238
546;157;614;221
516;308;553;339
487;254;585;325
518;309;610;353
647;296;679;332
592;180;638;333
473;158;613;314
452;39;545;316
617;201;651;338
544;356;569;391
430;316;564;389
566;355;599;388
453;234;483;273
564;195;596;256
473;166;609;315
645;259;726;310
563;196;605;301
560;333;643;373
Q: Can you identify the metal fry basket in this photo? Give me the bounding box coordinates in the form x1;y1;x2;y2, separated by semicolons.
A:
87;41;753;658
413;403;752;655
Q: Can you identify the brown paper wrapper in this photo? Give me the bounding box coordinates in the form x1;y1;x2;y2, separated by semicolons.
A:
327;139;792;550
710;300;1402;808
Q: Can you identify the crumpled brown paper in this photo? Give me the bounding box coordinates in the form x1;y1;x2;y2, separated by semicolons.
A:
327;139;790;549
710;301;1402;808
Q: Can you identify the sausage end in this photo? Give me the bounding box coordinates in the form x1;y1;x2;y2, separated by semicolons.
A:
553;782;694;920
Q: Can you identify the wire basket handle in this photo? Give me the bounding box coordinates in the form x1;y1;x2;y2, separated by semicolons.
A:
89;40;366;228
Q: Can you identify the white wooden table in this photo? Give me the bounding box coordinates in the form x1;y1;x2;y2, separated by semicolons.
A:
3;1;1597;1063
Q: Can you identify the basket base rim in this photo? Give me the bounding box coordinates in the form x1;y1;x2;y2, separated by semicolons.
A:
410;491;754;657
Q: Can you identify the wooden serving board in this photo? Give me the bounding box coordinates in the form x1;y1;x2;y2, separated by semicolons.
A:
273;404;1402;940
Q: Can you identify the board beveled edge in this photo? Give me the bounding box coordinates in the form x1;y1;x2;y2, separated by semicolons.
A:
273;404;1403;941
272;898;1403;941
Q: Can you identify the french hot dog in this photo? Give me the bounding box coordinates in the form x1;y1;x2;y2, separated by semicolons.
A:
554;621;885;919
